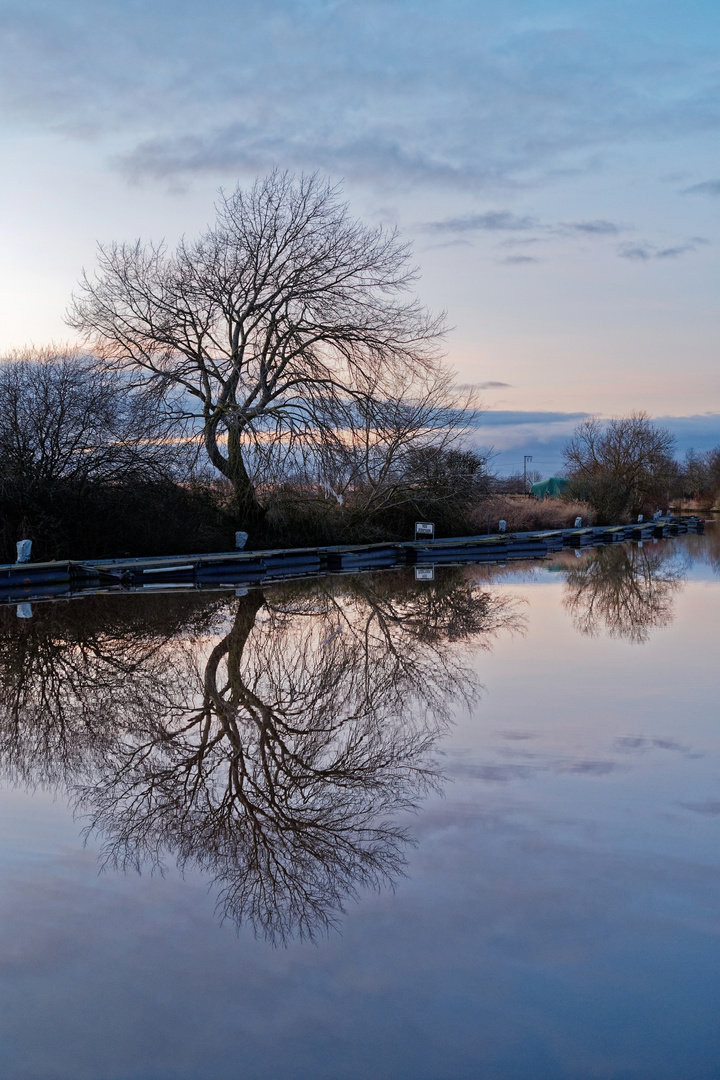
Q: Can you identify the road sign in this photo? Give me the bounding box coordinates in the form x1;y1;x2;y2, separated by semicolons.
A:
415;521;435;540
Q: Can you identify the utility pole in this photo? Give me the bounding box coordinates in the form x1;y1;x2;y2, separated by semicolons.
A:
523;454;533;491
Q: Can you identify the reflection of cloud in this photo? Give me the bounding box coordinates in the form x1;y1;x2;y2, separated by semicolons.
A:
679;801;720;815
4;792;720;1078
614;737;692;754
449;756;619;782
556;760;616;776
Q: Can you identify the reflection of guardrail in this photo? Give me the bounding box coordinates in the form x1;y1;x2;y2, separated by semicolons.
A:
0;516;704;605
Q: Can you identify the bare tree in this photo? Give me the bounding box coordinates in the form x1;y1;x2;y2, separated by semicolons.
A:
563;413;678;522
68;172;450;523
0;346;191;491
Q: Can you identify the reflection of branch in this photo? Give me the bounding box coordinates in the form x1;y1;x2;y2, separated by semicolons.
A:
0;594;223;787
562;545;685;644
0;573;522;942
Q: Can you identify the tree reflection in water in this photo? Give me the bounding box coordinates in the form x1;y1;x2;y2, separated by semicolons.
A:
0;573;521;941
562;543;686;644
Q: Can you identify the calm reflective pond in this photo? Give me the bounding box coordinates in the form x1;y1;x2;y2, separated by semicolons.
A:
0;525;718;1080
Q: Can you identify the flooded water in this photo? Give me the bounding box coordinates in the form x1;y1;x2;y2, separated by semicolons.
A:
0;526;718;1080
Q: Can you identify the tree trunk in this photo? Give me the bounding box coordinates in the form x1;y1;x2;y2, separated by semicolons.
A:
203;419;265;526
227;426;265;523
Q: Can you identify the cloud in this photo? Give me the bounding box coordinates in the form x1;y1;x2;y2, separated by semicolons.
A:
421;211;537;234
619;241;699;261
472;410;590;428
618;244;653;260
498;254;540;264
422;212;625;243
116;126;495;191
456;381;515;392
656;244;698;259
682;179;720;196
563;219;623;235
4;2;720;196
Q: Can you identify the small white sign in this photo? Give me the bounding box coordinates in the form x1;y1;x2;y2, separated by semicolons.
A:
415;521;435;540
415;566;435;581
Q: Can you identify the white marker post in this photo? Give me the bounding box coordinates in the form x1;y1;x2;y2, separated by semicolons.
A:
498;520;507;533
15;540;32;563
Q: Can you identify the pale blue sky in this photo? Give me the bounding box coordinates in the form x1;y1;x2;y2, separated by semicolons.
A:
1;0;719;442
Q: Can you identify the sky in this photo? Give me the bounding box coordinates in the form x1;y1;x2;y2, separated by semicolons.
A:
1;0;719;473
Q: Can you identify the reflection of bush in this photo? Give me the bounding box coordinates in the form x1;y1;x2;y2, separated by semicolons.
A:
0;573;522;941
682;522;720;575
562;544;685;644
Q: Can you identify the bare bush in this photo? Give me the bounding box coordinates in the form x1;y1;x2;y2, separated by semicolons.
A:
563;413;677;523
677;447;720;508
0;345;191;490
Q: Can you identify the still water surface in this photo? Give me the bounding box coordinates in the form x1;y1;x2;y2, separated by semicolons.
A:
0;527;718;1079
